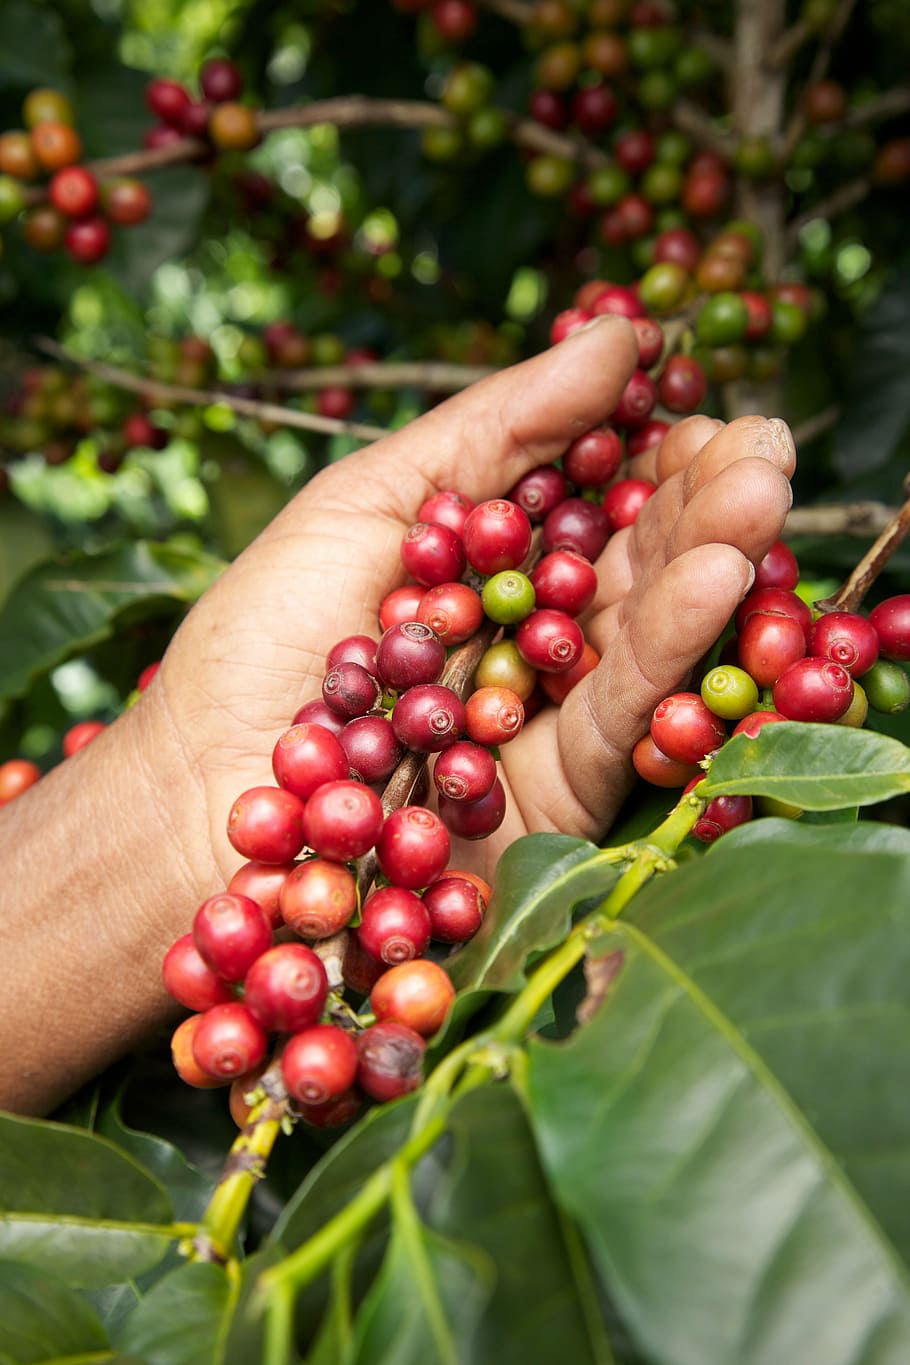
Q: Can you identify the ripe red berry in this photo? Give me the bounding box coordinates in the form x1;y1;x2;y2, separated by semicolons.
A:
530;551;598;617
49;166;99;219
611;369;657;427
438;777;507;838
734;587;812;636
658;355;707;413
200;58;244;103
291;699;347;736
869;596;910;661
244;943;328;1032
123;411;167;450
227;786;306;863
772;657;854;722
692;793;753;843
550;307;591;344
370;959;456;1036
340;714;402;784
227;860;298;929
322;660;381;719
615;128;654;174
137;661;161;691
272;722;349;800
417;581;484;645
356;1021;426;1102
400;521;466;587
62;719;106;757
433;740;497;802
603;478;656;531
162;933;236;1011
326;634;379;674
392;684;465;752
731;709;787;738
562;427;623;487
193;892;272;981
539;640;600;703
462;499;532;575
464;686;525;744
753;539;799;591
0;758;41;805
737;610;807;686
417;489;475;537
572;84;618;135
376;805;451;889
302;780;384;861
146;78;193;127
422;875;486;942
358;886;432;963
653;227;700;271
318;386;356;420
806;611;879;677
376;621;446;690
631;316;665;369
279;858;358;939
590;284;644;320
282;1024;358;1106
192;1002;268;1080
632;733;701;788
509;465;570;522
651;692;726;763
64;217;111;264
379;584;426;631
542;497;610;560
627;420;671;458
102;177;152;226
740;290;773;339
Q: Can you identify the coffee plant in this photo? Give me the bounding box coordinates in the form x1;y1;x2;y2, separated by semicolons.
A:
1;0;910;1361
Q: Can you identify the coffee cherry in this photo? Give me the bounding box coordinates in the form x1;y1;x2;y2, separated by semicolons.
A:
65;217;111;264
542;497;609;559
392;684;465;752
340;714;402;784
400;521;466;587
737;611;806;686
49;166;99;219
378;621;447;690
228;786;306;863
417;488;474;536
615;128;654;174
282;1024;358;1106
630;317;665;369
162;933;236;1011
653;226;700;271
322;661;381;719
731;709;788;739
695;293;749;346
772;657;853;722
417;582;484;645
638;262;689;314
700;665;759;720
432;0;478;41
146;78;192;126
590;284;644;320
209;103;260;151
244;942;328;1032
734;586;812;635
482;570;536;626
539;640;600;703
563;428;623;487
627;419;671;458
302;780;384;861
228;860;298;928
356;1021;425;1102
835;681;868;728
422;875;485;942
612;369;657;427
515;608;584;674
358;886;432;963
200;58;244;103
632;733;701;787
869;595;910;660
692;793;753;843
143;125;183;150
651;692;726;763
530;551;597;617
318;387;356;420
804;79;846;124
379;585;425;631
272;722;349;800
376;805;451;889
228;1062;269;1125
658;356;707;413
873;138;910;186
292;699;346;736
326;634;379;675
433;741;497;802
753;539;799;591
0;758;41;805
192;1002;268;1080
370;959;455;1036
550;307;591;344
193;892;272;981
806;611;879;677
603;478;656;532
123;411;167;449
22;203;66;250
171;1015;225;1089
462;499;532;575
279;859;357;938
31;121;82;171
103;178;152;226
62;720;106;757
180;101;213;139
23;88;74;128
438;777;507;838
474;640;537;700
862;659;910;714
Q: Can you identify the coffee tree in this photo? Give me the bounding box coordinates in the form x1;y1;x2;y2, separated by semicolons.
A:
2;0;910;1360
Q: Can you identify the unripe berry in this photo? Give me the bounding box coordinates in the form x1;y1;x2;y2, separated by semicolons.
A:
171;1015;225;1089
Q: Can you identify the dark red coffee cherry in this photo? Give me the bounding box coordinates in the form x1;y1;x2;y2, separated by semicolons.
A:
281;1024;358;1106
192;1002;268;1080
243;942;328;1032
302;780;384;861
734;587;812;636
356;1020;426;1102
516;609;584;673
433;741;497;802
542;497;610;560
603;478;656;531
417;582;484;645
376;621;446;690
146;77;192;126
392;684;465;752
358;886;432;963
692;793;753;843
631;316;665;369
650;692;726;763
653;226;700;271
376;805;451;889
227;786;306;863
530;551;598;617
508;465;569;522
632;733;701;787
200;58;244;103
737;611;806;687
422;875;486;942
272;723;349;799
530;87;569;131
65;217;111;265
342;931;387;995
611;369;657;427
193;892;272;982
562;427;623;487
417;488;475;537
772;658;854;722
291;699;346;736
228;860;298;929
869;596;910;661
753;539;799;591
326;634;379;675
616;127;655;173
400;521;466;586
464;686;525;745
572;83;618;135
462;499;532;575
806;611;879;677
279;858;358;938
658;355;707;413
438;777;507;839
370;959;456;1036
162;933;236;1011
322;661;381;718
627;419;671;458
340;714;402;784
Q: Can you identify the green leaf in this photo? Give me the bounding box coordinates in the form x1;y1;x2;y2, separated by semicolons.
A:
115;1263;235;1364
96;1087;214;1225
0;541;225;702
447;834;619;992
0;502;55;612
719;815;910;856
0;1;71;90
528;841;910;1365
0;1113;176;1288
0;1260;108;1363
701;722;910;808
834;254;910;479
429;1084;616;1365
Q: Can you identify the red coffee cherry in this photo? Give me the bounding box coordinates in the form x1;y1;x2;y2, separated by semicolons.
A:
272;723;349;800
632;733;701;787
869;596;910;661
650;692;726;763
653;227;700;271
146;77;192;126
227;786;306;863
550;307;591;344
376;621;446;689
572;83;618;135
627;419;672;459
49;166;99;218
658;355;707;413
692;793;753;843
422;875;486;942
530;551;597;617
326;634;379;674
734;587;812;635
433;741;497;802
615;127;654;174
356;1020;426;1102
753;539;799;591
603;478;656;532
342;931;387;995
65;217;111;265
291;699;346;736
322;661;381;719
417;581;484;645
379;584;426;631
400;521;466;586
62;720;106;757
103;177;152;226
228;860;298;929
464;686;525;744
340;714;402;784
438;777;507;838
302;780;384;861
123;411;167;449
200;58;244;103
737;610;806;687
772;658;854;722
370;959;456;1036
281;1024;358;1106
171;1015;225;1089
530;87;569;131
562;427;623;487
358;886;432;963
191;1002;268;1080
806;611;879;677
376;805;451;889
740;290;773;340
631;317;665;369
731;710;787;738
162;933;236;1011
417;488;475;537
542;497;610;560
392;684;465;752
279;858;357;938
137;661;161;692
297;1088;363;1129
508;465;569;522
462;499;532;575
516;609;584;673
0;758;41;805
611;369;657;427
243;943;328;1032
193;892;272;982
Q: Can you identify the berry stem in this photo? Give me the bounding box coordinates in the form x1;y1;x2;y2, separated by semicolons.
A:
817;490;910;613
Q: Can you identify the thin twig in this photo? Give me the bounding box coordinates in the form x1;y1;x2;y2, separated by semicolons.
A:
791;404;840;446
842;85;910;130
779;0;858;163
34;338;390;443
261;361;496;394
477;0;534;22
786;175;870;245
669;99;733;158
784;501;899;538
766;18;814;69
816;491;910;612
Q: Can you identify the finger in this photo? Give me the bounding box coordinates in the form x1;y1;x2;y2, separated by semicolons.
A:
680;415;796;501
655;414;725;482
307;314;639;524
664;456;793;568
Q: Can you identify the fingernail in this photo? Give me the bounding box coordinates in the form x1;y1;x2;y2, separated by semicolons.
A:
742;561;756;596
575;313;628;336
768;417;796;458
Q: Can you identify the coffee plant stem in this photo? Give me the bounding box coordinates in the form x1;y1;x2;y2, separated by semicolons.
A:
818;491;910;613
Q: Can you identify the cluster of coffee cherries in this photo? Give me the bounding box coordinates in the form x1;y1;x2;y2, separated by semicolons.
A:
634;544;910;840
0;87;152;265
144;59;260;155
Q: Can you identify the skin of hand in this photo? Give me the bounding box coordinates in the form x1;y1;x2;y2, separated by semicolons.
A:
0;315;795;1113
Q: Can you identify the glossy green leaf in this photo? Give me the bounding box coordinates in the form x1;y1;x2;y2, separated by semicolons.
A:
718;815;910;856
0;1260;109;1363
528;841;910;1365
96;1088;214;1225
701;722;910;808
429;1084;616;1365
447;834;619;992
115;1263;235;1364
0;1113;176;1287
0;502;55;612
0;541;225;702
